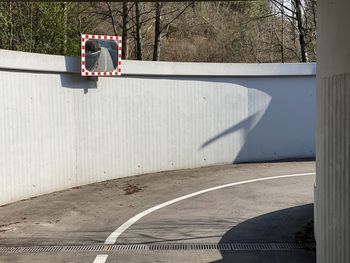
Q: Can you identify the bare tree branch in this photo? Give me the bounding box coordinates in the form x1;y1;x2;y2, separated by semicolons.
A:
160;2;193;33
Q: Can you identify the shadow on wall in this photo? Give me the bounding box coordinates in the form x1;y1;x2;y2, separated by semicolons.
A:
56;70;315;164
64;56;81;73
212;204;315;263
61;56;97;93
198;76;316;163
60;74;97;93
200;112;262;149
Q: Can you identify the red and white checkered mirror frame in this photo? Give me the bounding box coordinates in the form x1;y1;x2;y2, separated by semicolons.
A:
81;34;122;77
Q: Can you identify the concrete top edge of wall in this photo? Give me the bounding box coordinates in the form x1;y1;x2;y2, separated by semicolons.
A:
0;49;316;76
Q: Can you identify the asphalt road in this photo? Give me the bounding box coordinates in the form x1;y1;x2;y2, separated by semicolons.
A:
0;161;315;263
91;47;116;72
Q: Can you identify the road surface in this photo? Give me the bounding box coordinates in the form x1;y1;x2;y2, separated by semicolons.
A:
0;161;315;262
88;47;116;72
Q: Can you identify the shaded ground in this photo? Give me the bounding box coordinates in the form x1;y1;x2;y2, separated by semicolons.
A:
0;161;315;262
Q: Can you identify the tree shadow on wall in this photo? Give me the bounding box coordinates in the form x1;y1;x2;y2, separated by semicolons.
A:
196;76;315;163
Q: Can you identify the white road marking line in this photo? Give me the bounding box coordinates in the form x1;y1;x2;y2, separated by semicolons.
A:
104;172;315;245
93;254;108;263
93;171;315;262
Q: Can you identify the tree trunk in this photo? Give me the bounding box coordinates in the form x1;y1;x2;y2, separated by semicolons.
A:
29;3;33;52
78;3;83;36
311;0;317;56
281;0;284;63
122;2;129;59
153;1;162;61
61;2;68;55
9;2;14;49
135;0;142;60
311;0;317;31
294;0;309;62
106;2;118;36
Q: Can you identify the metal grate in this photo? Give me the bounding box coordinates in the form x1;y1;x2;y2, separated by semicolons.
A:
0;242;315;254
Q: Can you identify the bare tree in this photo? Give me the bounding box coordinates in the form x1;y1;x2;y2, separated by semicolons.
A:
270;0;310;62
135;0;142;60
106;2;119;36
0;1;316;62
281;0;284;62
105;2;133;59
153;1;193;61
153;1;161;61
122;2;129;59
61;2;68;55
9;2;14;49
293;0;308;62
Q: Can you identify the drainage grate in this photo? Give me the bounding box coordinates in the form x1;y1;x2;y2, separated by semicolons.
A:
0;242;315;254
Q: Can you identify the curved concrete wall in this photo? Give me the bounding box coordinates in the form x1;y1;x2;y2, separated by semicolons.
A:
0;49;316;205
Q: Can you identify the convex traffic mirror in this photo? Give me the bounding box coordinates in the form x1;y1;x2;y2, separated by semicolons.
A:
81;34;122;76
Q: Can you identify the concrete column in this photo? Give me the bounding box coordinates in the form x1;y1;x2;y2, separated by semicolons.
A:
316;0;350;262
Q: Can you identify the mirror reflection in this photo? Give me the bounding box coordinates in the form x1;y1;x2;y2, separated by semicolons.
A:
85;39;119;72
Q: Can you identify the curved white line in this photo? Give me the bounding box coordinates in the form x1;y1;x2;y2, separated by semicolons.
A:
93;254;108;263
104;172;315;244
93;171;315;262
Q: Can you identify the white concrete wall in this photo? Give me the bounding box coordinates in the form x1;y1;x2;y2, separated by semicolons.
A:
316;0;350;262
0;49;316;205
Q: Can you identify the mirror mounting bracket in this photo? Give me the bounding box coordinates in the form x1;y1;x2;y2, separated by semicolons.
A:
86;76;98;82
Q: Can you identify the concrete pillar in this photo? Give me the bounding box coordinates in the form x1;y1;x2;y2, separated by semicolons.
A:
316;0;350;262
